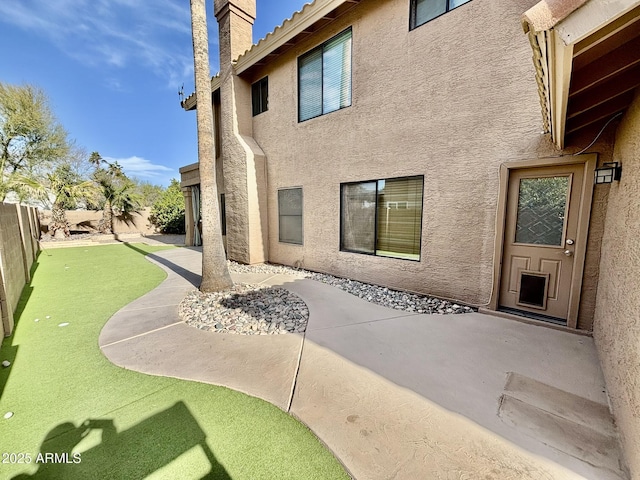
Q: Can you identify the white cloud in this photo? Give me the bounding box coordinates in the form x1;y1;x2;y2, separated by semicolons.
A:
0;0;207;90
103;156;174;182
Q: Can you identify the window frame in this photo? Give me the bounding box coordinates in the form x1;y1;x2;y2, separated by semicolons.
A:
251;76;268;117
409;0;472;30
278;187;304;245
297;27;353;123
220;193;226;236
340;175;424;261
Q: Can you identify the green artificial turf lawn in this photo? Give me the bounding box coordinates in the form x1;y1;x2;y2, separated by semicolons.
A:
0;244;349;480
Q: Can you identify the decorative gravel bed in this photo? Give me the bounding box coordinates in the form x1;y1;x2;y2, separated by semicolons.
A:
181;261;476;335
180;284;309;335
40;232;97;242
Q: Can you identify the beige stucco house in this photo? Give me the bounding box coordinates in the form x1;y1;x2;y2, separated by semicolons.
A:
180;0;640;474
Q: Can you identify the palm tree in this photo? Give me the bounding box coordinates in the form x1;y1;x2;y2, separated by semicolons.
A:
88;151;102;170
12;162;98;238
90;152;142;234
190;0;233;292
47;163;97;238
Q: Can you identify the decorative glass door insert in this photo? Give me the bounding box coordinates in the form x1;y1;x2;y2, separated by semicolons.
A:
514;176;570;246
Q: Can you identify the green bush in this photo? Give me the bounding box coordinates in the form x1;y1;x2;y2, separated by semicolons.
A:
149;179;185;234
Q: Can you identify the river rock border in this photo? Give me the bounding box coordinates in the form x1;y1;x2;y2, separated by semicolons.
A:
180;261;476;336
229;261;476;315
180;284;309;335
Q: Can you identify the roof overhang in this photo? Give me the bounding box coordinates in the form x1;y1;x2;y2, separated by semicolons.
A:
181;0;363;111
235;0;362;75
181;76;221;111
523;0;640;148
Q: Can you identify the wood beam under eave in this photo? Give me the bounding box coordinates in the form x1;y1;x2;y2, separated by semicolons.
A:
567;63;640;118
570;35;640;95
572;19;640;71
565;120;614;148
565;91;634;134
573;5;640;59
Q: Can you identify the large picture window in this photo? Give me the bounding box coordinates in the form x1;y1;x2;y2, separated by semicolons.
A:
410;0;472;30
298;28;352;122
278;188;303;244
341;176;423;261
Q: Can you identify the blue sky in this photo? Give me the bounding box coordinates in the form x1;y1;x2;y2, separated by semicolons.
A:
0;0;309;186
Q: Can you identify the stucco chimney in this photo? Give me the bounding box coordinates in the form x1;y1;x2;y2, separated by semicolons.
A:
213;0;268;265
214;0;255;68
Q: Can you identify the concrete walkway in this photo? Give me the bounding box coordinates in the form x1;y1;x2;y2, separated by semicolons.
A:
99;247;627;480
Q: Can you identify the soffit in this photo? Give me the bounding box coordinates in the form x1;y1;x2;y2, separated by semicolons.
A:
181;0;362;111
235;0;362;76
524;0;640;148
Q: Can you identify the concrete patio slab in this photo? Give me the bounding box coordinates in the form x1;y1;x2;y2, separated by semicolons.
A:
263;275;418;330
99;304;183;347
99;247;627;480
292;340;601;480
302;311;608;419
119;286;194;312
101;323;302;410
297;312;624;479
144;254;201;288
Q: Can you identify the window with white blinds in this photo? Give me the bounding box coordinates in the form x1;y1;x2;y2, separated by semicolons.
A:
410;0;472;30
298;28;352;122
341;176;424;261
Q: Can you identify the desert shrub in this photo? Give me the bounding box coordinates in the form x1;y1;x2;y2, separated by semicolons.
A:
149;179;185;234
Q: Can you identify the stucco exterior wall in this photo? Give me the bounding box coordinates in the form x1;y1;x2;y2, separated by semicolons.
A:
593;90;640;477
40;208;157;235
574;133;615;331
180;162;201;188
244;0;607;311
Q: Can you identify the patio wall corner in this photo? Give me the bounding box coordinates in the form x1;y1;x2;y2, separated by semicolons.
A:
593;89;640;477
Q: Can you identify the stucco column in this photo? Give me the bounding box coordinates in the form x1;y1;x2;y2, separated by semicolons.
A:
215;0;269;264
183;187;194;246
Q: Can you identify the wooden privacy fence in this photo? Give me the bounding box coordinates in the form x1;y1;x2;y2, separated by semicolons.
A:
0;203;40;338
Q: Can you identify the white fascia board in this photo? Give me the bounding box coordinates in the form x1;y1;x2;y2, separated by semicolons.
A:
235;0;349;75
549;30;574;149
556;0;640;45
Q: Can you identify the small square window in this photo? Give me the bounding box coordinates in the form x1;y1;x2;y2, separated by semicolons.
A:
410;0;472;30
252;77;268;116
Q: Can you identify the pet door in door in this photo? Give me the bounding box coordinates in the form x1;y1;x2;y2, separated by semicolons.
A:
516;271;550;310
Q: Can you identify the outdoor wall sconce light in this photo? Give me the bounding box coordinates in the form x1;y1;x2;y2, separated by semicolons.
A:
595;162;622;184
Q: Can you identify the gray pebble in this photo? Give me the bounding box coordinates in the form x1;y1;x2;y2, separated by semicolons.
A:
179;261;476;336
